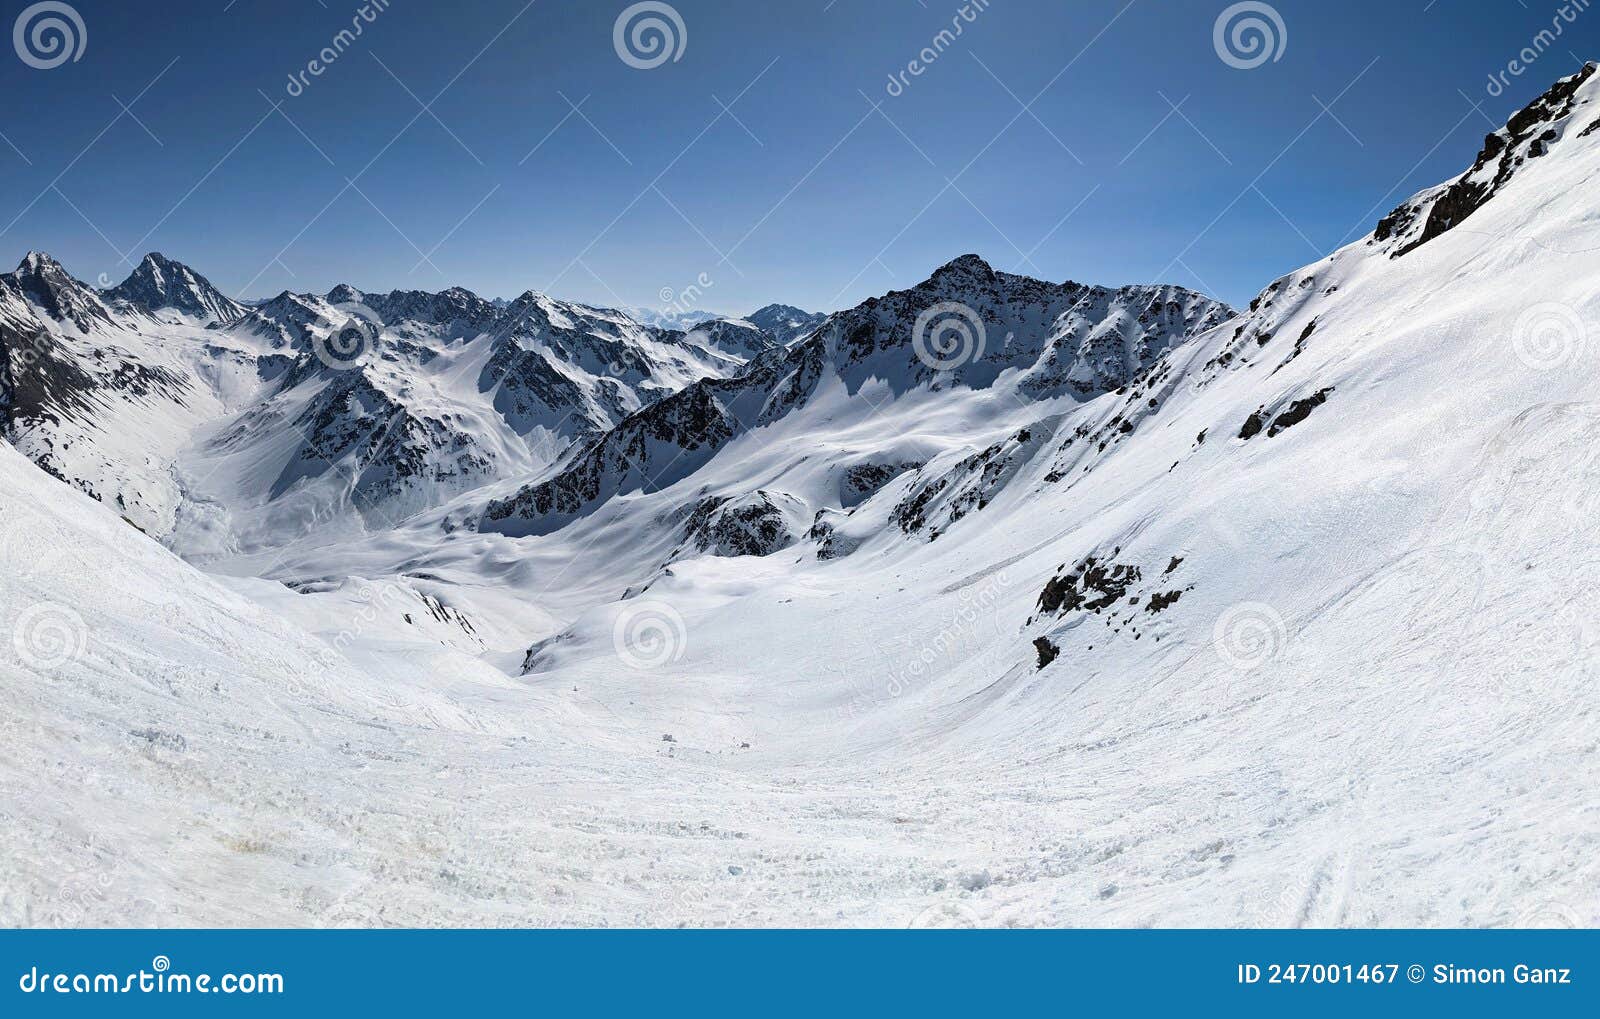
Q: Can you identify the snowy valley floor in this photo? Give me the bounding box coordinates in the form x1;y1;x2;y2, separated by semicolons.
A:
2;423;1597;928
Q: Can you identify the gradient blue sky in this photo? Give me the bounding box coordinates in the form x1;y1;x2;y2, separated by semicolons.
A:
0;0;1596;313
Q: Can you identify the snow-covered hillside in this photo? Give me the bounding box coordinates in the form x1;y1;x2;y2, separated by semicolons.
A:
4;65;1600;928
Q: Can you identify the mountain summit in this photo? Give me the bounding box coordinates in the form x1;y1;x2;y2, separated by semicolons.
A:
4;251;111;332
105;252;246;324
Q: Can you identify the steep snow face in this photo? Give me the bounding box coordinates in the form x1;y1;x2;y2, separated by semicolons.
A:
0;439;557;926
104;252;247;325
479;255;1232;538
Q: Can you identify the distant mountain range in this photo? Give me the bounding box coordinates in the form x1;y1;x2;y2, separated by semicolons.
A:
0;253;835;551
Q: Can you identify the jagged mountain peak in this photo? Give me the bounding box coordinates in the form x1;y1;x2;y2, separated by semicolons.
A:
4;250;111;332
810;255;1234;400
749;302;810;318
134;251;181;271
480;256;1233;536
683;316;782;361
18;250;65;273
745;303;827;346
923;252;998;289
325;283;365;305
106;251;245;325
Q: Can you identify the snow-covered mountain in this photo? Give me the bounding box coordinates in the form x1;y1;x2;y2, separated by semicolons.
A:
6;64;1600;927
0;253;229;535
745;303;828;346
106;251;248;325
625;305;724;331
0;259;797;558
632;303;826;347
479;256;1231;541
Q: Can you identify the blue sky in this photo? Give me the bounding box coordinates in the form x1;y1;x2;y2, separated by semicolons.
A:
0;0;1596;313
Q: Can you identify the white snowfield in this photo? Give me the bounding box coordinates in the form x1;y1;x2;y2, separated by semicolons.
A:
4;67;1600;928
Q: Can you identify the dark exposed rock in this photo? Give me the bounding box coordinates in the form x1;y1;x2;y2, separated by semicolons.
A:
1037;555;1143;616
841;461;923;507
1266;387;1333;437
682;490;805;557
1033;636;1060;670
1146;590;1183;613
1375;63;1597;257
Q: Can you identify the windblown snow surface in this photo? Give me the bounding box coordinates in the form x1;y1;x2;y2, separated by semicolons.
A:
4;67;1600;928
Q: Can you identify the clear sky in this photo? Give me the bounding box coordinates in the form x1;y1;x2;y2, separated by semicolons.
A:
0;0;1596;313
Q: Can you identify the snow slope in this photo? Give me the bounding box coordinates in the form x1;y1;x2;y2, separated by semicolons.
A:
4;66;1600;928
